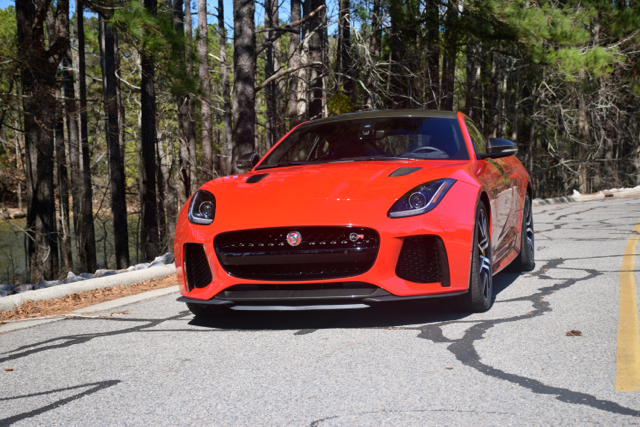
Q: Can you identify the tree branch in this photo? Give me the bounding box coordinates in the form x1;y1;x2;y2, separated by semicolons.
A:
256;62;323;92
255;5;326;56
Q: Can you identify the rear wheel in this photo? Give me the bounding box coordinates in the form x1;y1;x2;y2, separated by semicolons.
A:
186;302;230;318
459;202;493;312
511;194;535;271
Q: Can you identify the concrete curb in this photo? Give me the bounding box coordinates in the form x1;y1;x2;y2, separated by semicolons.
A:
532;187;640;207
0;263;176;312
0;285;180;334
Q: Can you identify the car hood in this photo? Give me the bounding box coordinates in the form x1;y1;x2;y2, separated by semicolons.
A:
202;160;474;207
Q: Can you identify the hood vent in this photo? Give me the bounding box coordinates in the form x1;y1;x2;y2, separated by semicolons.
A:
246;173;268;183
389;167;422;177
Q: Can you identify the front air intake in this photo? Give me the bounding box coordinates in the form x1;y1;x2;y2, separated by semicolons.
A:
184;243;212;290
395;236;450;286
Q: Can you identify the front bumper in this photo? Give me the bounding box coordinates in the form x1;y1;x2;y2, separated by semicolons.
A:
174;180;479;305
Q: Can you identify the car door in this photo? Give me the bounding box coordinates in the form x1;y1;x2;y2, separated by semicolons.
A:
464;118;514;261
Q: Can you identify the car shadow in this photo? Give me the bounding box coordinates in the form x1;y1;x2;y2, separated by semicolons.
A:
188;271;521;331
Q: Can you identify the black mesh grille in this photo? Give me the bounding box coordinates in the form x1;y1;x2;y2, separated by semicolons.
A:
214;227;379;281
184;243;212;290
396;236;450;285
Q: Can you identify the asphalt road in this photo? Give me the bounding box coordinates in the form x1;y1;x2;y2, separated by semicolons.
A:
2;197;640;426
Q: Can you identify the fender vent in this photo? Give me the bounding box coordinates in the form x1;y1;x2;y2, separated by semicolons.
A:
184;243;212;290
389;167;422;177
246;174;268;183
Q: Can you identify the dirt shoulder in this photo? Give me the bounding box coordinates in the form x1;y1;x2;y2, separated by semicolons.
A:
0;274;178;324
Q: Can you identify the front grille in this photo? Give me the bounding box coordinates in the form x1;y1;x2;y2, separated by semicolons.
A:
214;227;379;280
217;282;389;301
396;236;450;285
184;243;212;290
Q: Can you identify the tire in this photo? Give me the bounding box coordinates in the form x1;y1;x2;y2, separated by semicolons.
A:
186;302;230;318
459;201;493;312
511;194;535;272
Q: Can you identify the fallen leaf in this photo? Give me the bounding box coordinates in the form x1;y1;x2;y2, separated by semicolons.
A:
4;368;13;371
566;330;582;337
548;291;555;293
527;312;534;315
445;366;453;370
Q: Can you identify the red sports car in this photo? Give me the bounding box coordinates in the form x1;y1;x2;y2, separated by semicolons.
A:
174;110;534;316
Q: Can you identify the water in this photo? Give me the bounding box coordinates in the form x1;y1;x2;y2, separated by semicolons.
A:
0;214;165;284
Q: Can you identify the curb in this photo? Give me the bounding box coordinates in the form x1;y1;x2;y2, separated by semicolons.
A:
532;187;640;207
0;263;176;312
0;285;180;334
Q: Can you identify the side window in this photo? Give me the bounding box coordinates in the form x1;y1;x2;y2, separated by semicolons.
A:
464;118;487;155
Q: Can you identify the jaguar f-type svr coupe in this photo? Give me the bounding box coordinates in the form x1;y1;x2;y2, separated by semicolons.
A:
175;110;534;316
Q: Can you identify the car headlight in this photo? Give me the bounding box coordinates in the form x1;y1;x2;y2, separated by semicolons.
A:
388;179;455;218
188;190;216;225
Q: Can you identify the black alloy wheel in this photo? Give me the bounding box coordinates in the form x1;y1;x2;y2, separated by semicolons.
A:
511;194;535;271
460;202;493;312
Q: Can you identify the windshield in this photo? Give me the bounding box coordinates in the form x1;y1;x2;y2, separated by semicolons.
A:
258;117;469;169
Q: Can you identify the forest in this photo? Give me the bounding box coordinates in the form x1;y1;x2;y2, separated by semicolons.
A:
0;0;638;284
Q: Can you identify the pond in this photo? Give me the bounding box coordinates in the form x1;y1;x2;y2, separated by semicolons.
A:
0;214;167;284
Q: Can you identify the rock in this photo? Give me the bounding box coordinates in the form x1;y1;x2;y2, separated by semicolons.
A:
133;263;150;271
94;269;117;278
0;284;15;292
0;290;7;298
149;253;174;267
38;280;62;288
79;272;95;280
65;275;84;283
14;284;34;293
34;284;47;290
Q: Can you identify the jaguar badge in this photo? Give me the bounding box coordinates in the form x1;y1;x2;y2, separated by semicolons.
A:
287;231;302;246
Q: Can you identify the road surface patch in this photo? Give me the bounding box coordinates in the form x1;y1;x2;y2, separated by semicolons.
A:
616;219;640;392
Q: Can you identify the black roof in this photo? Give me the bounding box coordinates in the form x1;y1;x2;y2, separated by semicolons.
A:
306;109;459;125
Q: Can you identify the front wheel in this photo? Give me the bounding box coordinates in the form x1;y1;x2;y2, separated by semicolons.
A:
459;202;493;312
511;194;535;272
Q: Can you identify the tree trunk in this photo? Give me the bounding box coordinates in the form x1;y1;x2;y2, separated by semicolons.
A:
76;0;97;273
440;1;457;111
388;1;405;108
155;139;168;252
337;0;353;100
140;0;160;262
306;0;324;119
288;0;303;125
174;0;198;202
62;52;83;274
55;85;74;274
158;137;177;249
425;0;440;109
198;0;214;181
100;19;131;268
231;0;256;170
466;40;480;121
264;0;280;148
365;0;381;109
218;0;233;175
17;0;68;283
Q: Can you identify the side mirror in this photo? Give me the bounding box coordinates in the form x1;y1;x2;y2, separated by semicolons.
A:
236;152;260;171
478;138;518;159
